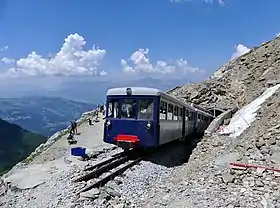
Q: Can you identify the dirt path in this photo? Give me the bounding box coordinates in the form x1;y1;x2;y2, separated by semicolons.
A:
31;114;114;165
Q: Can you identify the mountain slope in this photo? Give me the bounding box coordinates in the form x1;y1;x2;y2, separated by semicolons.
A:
146;35;280;207
0;96;95;136
0;119;47;175
172;36;280;112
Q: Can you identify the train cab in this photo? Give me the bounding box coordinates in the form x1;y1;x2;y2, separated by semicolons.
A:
103;87;160;149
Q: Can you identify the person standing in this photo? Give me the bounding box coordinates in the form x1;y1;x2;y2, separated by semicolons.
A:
73;121;78;134
70;121;78;135
70;121;75;134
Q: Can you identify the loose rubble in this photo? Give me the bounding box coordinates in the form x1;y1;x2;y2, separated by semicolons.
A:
140;36;280;207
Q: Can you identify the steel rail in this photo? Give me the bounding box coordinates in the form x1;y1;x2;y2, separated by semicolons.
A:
78;158;141;193
74;156;129;182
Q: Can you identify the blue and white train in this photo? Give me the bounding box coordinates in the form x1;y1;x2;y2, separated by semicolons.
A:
103;87;214;149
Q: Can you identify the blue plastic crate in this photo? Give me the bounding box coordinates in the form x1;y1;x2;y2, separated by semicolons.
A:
71;147;86;157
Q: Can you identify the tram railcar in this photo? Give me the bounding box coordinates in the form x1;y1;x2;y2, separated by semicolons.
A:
103;87;214;149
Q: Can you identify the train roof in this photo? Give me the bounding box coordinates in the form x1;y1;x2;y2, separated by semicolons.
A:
190;103;214;117
107;87;162;96
106;87;213;117
195;108;214;117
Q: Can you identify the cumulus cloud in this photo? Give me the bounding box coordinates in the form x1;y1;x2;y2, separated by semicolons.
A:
170;0;226;6
0;45;8;52
1;57;14;64
1;33;106;77
121;48;204;75
230;44;251;60
100;70;108;76
204;0;226;6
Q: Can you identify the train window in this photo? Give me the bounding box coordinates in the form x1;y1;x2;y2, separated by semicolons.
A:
185;110;189;121
174;106;179;121
160;101;167;120
107;102;113;117
179;108;183;120
107;100;118;118
138;99;154;120
167;103;173;120
189;112;193;121
118;99;137;119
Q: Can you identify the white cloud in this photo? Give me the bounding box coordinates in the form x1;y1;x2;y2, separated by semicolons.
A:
170;0;189;2
0;45;8;52
170;0;226;5
1;33;106;77
100;70;108;76
1;57;14;64
121;48;204;75
230;44;251;60
204;0;226;6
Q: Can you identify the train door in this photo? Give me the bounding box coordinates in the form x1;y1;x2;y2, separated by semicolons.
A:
194;110;198;133
182;106;186;138
136;97;159;147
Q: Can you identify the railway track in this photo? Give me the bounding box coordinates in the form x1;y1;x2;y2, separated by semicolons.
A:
74;150;142;194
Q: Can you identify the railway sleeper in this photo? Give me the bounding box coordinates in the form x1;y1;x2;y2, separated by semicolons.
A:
74;156;129;182
83;153;124;172
78;158;141;193
83;149;137;171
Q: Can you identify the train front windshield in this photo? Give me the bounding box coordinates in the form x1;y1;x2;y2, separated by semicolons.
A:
107;98;155;120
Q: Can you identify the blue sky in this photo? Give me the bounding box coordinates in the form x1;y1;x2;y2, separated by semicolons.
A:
0;0;279;102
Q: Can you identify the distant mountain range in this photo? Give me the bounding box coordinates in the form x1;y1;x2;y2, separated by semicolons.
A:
0;118;47;175
54;76;193;103
0;96;96;136
0;76;194;103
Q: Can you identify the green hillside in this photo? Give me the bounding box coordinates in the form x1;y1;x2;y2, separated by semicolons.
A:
0;119;47;175
0;96;95;136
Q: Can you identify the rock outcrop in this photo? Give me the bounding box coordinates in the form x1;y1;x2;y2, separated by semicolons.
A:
171;36;280;113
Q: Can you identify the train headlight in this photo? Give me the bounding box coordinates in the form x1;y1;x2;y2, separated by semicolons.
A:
146;121;152;129
106;120;111;127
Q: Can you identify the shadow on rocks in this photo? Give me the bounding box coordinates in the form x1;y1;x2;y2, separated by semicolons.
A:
142;132;204;168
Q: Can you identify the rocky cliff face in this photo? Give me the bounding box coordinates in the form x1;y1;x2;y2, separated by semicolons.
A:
171;36;280;112
140;36;280;207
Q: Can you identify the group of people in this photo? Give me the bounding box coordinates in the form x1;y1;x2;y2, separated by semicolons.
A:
67;104;105;144
97;104;105;116
88;104;106;125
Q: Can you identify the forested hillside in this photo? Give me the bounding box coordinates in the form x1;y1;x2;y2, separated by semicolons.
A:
0;119;46;175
